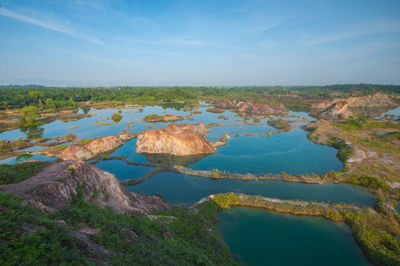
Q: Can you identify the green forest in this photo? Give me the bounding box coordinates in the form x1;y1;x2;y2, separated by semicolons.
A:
0;84;399;110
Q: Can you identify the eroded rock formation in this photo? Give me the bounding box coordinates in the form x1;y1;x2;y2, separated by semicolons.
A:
0;160;170;214
36;133;135;161
312;93;398;119
214;99;288;115
136;123;215;156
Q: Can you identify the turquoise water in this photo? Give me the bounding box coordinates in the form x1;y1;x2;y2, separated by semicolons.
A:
126;171;375;206
216;208;371;266
0;106;342;175
191;129;342;175
95;159;153;181
0;105;375;265
0;105;239;141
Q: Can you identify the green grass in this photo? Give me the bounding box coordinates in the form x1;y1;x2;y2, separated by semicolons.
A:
48;144;69;150
358;136;399;153
143;114;161;120
336;117;400;131
0;162;48;185
79;138;94;146
143;114;183;122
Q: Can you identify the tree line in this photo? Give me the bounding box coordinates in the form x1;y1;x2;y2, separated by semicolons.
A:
0;84;399;110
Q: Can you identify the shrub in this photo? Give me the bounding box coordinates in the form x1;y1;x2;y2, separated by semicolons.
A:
111;113;123;122
328;137;353;162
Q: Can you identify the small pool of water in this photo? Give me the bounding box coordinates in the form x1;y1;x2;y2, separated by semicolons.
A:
376;106;400;119
216;208;371;266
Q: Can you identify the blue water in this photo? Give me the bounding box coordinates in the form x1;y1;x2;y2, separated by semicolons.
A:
192;129;342;175
0;104;376;265
216;208;371;266
376;106;400;119
126;171;375;206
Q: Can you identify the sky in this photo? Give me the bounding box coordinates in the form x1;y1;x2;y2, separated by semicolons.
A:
0;0;399;86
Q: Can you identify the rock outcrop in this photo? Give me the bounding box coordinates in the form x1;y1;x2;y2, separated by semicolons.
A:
0;160;170;214
136;123;215;156
312;93;398;119
214;99;288;115
36;133;135;161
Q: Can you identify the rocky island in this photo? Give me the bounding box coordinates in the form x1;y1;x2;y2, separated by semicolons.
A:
136;123;215;156
36;132;135;161
141;114;184;122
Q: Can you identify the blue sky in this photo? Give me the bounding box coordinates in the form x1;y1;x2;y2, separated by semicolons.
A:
0;0;399;86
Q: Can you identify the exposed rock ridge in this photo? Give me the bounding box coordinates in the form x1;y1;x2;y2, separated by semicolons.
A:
313;93;398;119
0;160;170;215
214;99;288;115
35;133;135;161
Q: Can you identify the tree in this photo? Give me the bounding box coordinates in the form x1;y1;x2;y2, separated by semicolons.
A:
19;105;40;127
45;98;57;109
29;90;44;105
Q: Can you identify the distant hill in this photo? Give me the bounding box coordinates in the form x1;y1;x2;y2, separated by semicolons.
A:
0;84;47;89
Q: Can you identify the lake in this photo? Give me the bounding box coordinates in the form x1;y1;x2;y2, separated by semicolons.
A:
216;208;371;266
0;104;375;265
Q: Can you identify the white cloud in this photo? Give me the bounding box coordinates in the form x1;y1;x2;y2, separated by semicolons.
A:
0;7;102;45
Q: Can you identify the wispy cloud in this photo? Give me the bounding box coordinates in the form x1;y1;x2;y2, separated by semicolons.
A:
302;20;400;45
169;38;208;46
252;16;293;34
0;7;102;45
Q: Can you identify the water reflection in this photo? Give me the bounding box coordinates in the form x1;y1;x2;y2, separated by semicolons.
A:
21;126;44;139
140;152;209;167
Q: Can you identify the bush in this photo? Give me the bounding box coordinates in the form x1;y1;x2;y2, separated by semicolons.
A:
328;137;353;163
111;113;123;122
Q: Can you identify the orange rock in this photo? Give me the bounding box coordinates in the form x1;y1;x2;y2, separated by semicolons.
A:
36;133;135;161
136;123;215;156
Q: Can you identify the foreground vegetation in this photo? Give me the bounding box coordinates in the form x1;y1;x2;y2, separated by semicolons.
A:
211;193;400;266
0;190;236;265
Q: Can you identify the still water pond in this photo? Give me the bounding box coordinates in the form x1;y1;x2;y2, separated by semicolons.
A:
216;208;371;266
